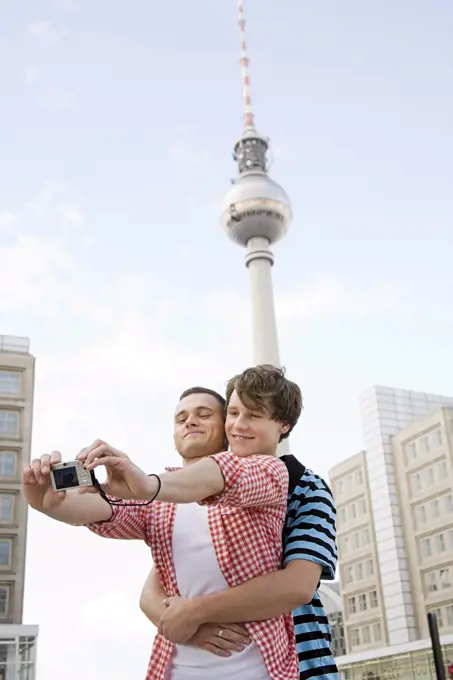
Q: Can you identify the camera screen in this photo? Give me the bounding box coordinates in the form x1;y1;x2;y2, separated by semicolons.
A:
53;466;79;490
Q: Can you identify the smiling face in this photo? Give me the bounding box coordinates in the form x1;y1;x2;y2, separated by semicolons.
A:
225;389;290;457
173;391;226;463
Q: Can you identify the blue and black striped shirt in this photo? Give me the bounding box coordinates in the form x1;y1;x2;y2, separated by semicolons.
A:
281;455;339;680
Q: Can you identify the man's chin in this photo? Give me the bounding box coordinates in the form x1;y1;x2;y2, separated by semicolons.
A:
229;447;258;458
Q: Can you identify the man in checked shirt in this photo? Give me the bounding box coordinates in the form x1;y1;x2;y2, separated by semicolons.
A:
23;365;338;680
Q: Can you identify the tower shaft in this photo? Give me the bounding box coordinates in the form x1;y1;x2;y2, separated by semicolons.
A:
245;237;280;366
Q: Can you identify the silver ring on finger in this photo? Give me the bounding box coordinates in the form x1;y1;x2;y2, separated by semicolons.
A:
218;629;224;638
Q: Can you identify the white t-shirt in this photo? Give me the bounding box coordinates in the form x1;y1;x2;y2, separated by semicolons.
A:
164;503;270;680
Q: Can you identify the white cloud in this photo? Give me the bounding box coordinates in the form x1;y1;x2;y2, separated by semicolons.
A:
0;235;74;311
41;86;75;112
25;66;38;85
52;0;81;13
0;211;18;233
276;276;409;321
26;20;60;44
169;141;212;175
59;204;86;229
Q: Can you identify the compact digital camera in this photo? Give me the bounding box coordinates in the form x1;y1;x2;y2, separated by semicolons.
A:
50;460;96;493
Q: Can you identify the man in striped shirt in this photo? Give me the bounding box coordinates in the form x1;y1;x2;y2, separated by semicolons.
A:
142;403;339;679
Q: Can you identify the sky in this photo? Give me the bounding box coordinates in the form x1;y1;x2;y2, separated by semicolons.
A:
1;0;453;678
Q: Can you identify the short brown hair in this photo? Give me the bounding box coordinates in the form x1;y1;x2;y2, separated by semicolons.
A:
179;386;226;412
225;364;303;440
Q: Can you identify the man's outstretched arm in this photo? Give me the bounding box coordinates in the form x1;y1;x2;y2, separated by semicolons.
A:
23;452;149;540
81;442;288;507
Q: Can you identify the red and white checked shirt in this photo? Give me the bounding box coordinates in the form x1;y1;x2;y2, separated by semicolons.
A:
87;451;299;680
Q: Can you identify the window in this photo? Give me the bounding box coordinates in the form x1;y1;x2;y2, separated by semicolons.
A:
416;504;427;526
341;536;349;553
339;508;346;523
365;558;374;577
362;528;370;546
425;466;434;486
437;460;448;480
446;604;453;627
372;622;382;642
347;596;356;615
421;436;430;454
411;472;422;494
0;496;14;523
430;608;443;628
354;469;363;485
435;533;446;553
369;590;378;608
444;494;453;514
0;586;9;616
407;441;417;463
362;625;371;644
344;565;354;584
349;503;357;520
431;498;440;519
426;571;437;592
420;537;432;559
355;562;363;580
433;428;443;448
358;499;367;516
351;628;360;647
0;411;19;438
0;541;11;568
358;593;367;611
440;568;451;589
352;532;360;550
0;371;21;395
0;451;16;478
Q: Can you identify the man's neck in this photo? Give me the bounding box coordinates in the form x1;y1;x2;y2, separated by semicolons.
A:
180;450;224;467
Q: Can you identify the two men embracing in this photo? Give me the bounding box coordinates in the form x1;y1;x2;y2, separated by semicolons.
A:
23;364;338;680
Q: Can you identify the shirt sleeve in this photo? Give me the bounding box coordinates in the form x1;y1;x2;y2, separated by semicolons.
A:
283;480;338;580
199;451;289;508
85;498;151;541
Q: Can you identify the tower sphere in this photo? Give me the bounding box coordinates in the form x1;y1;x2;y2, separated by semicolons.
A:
221;170;292;247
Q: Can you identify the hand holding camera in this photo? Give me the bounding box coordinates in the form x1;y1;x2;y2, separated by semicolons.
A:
76;439;157;500
23;440;160;508
22;451;68;511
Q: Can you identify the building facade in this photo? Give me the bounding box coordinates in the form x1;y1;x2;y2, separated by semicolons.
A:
330;451;386;654
0;336;37;679
330;386;453;678
392;406;453;640
319;581;347;658
0;335;35;625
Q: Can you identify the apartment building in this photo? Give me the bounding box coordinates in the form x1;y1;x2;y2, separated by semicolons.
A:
0;335;37;679
330;451;386;654
330;386;453;661
392;407;453;640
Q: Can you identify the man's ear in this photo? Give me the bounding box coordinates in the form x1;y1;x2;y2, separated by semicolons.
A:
280;423;290;436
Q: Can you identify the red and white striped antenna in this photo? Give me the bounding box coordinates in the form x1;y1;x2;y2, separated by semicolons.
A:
237;0;255;131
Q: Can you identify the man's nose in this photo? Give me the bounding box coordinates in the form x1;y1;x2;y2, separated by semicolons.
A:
186;414;200;427
234;414;248;430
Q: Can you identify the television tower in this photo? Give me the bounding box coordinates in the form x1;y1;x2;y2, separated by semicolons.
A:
221;0;292;367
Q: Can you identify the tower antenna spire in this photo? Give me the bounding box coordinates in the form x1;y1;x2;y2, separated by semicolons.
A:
237;0;255;132
221;0;293;406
